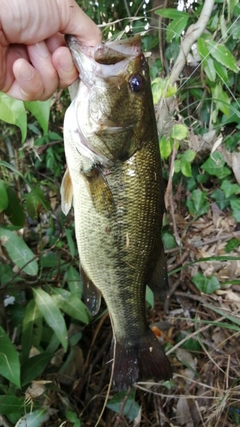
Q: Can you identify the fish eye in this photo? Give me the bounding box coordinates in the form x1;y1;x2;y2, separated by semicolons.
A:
129;74;143;92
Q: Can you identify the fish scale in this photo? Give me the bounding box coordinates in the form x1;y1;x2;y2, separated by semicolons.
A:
61;34;173;390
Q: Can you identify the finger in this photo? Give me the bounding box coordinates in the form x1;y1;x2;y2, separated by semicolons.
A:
52;46;78;89
57;0;102;46
10;41;58;100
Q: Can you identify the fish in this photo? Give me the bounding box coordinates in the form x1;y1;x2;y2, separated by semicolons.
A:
61;34;173;390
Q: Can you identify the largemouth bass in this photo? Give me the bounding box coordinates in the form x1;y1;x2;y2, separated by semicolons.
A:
61;34;173;390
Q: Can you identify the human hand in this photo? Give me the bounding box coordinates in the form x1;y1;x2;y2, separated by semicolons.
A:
0;0;101;101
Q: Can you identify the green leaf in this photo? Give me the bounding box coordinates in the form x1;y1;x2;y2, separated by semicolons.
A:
166;16;189;42
0;93;27;142
206;39;239;72
0;395;24;415
0;264;16;286
181;161;192;177
186;189;209;218
162;232;176;250
159;135;174;159
230;199;240;222
212;83;231;116
221;180;240;198
192;273;220;294
151;77;166;104
25;186;50;218
201;152;231;179
146;285;154;308
197;37;209;66
51;288;90;324
0;326;21;387
107;390;140;422
64;265;82;297
65;228;76;258
174;159;181;174
205;57;216;81
21;353;53;386
0;227;38;276
211;188;229;210
24;99;50;134
0;180;8;212
33;288;68;351
225;238;240;253
4;186;25;226
182;150;196;163
21;299;42;361
170;124;188;140
155;8;188;19
15;409;47;427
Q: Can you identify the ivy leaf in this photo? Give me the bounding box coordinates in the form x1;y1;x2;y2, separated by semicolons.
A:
186;189;209;218
201;152;231;179
0;227;38;276
225;238;240;253
107;390;140;422
170;124;188;140
0;326;21;387
33;288;68;351
0;93;27;142
230;199;240;222
221;180;240;198
159;135;174;159
192;273;220;294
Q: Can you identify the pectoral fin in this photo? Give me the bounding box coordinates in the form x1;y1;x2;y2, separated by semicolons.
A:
148;240;169;296
60;168;73;215
81;267;101;316
82;166;114;214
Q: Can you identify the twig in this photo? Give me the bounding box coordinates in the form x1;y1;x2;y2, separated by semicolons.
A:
157;0;216;131
113;387;132;427
164;139;181;246
169;0;216;87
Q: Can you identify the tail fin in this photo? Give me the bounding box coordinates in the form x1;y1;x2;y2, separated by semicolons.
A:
111;329;172;390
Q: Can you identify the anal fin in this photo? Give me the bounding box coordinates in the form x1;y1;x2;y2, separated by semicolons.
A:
81;267;101;316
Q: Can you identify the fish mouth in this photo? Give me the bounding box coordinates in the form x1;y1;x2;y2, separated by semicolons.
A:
65;34;141;81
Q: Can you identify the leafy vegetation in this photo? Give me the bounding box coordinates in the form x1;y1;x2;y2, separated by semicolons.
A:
0;0;240;426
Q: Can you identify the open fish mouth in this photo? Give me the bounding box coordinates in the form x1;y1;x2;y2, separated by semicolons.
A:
65;34;142;83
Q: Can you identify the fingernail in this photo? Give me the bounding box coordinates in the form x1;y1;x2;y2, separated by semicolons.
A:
18;61;34;81
33;42;49;58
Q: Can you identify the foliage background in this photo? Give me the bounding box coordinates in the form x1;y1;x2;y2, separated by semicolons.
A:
0;0;240;426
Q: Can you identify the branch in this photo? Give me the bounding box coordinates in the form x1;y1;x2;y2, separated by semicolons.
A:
169;0;215;86
157;0;215;131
